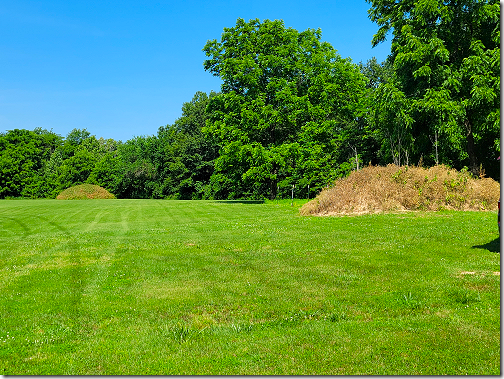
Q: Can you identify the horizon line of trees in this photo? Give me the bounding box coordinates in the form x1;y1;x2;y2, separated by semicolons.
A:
1;1;500;200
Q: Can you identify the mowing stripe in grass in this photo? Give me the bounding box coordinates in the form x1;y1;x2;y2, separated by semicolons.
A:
0;199;499;375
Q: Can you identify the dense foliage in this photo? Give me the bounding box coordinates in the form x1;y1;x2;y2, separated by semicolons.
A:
202;19;371;199
0;2;499;199
367;0;500;176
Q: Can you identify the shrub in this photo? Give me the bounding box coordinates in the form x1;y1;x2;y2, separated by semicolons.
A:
56;184;116;200
300;164;500;216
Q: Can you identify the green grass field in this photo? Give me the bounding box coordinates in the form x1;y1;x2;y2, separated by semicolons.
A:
0;199;500;375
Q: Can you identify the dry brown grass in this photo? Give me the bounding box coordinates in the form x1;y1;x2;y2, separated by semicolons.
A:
56;184;116;200
300;164;500;216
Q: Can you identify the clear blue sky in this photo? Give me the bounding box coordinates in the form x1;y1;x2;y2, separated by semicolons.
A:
1;0;392;142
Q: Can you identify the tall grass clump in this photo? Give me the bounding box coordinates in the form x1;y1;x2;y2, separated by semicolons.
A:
300;164;500;216
56;184;115;200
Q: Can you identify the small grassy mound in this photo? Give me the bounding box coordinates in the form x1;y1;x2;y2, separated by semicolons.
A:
56;184;116;200
300;164;500;216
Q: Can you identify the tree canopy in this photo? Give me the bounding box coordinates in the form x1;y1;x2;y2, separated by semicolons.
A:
1;6;500;200
367;0;500;176
203;18;369;199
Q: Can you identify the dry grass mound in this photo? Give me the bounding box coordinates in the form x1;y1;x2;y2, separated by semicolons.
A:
300;164;500;216
56;184;116;200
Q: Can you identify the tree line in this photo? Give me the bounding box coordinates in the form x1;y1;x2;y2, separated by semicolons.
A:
1;0;499;200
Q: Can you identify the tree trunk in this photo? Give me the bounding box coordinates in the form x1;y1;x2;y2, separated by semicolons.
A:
465;119;478;176
269;163;278;200
430;130;439;165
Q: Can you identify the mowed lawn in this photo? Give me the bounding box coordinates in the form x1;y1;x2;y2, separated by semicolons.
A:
0;199;500;375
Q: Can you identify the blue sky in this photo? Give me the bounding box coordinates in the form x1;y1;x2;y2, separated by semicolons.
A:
1;0;392;142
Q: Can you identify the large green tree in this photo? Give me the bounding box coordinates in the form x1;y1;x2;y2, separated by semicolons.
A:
110;135;158;199
203;18;368;199
156;91;219;199
367;0;500;177
100;91;219;200
0;128;62;198
41;129;121;197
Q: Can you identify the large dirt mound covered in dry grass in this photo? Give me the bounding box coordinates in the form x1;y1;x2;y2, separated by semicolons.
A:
300;164;500;216
56;184;116;200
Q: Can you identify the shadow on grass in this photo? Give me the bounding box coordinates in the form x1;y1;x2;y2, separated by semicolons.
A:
213;200;265;204
472;236;500;253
